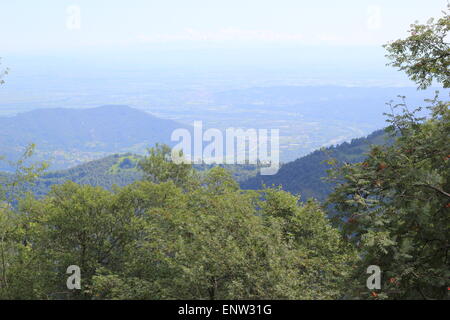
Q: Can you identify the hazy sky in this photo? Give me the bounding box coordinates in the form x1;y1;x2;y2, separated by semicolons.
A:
1;0;447;54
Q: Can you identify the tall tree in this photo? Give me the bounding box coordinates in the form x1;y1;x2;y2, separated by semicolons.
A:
0;145;48;299
139;144;196;189
329;5;450;299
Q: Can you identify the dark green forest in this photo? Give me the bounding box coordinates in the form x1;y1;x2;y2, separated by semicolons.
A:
242;129;389;201
0;7;449;300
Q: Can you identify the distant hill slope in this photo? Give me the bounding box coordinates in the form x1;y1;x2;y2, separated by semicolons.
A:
4;154;258;197
26;154;143;197
30;129;389;200
0;124;390;200
240;129;390;201
0;105;188;170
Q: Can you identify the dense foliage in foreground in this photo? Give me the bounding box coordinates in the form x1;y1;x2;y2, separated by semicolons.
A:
328;96;449;299
0;159;357;299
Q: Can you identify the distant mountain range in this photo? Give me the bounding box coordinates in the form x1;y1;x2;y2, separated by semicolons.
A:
0;105;188;170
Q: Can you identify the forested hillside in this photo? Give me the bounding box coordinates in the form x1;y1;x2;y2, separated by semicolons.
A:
0;154;258;197
242;129;389;200
24;154;143;197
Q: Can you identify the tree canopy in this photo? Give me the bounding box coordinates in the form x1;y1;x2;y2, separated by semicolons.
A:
328;5;450;299
384;4;450;89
